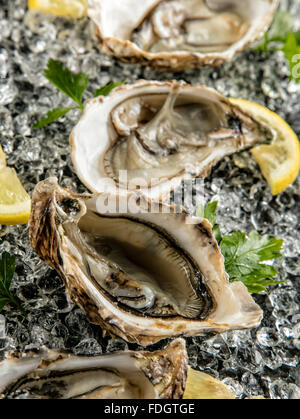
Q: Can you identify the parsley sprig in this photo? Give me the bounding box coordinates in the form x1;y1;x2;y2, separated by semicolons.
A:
197;202;284;293
0;252;26;316
196;201;222;242
33;59;125;129
255;11;300;83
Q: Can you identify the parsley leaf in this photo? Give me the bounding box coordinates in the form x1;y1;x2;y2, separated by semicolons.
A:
0;298;11;312
0;251;16;290
197;202;284;293
0;252;26;316
33;59;125;129
282;33;300;83
254;11;300;83
32;107;78;129
94;80;126;98
255;32;270;54
197;201;218;225
44;59;89;109
293;30;300;44
212;225;222;244
197;201;222;242
221;230;283;281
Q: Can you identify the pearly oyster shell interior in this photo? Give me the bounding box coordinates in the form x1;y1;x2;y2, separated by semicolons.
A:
29;178;263;346
70;80;272;201
88;0;279;71
0;339;187;399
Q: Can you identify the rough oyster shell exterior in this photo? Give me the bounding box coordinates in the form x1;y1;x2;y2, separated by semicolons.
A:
88;0;279;71
0;339;188;399
29;178;263;346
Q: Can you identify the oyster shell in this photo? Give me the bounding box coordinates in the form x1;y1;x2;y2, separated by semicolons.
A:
70;80;272;200
29;178;263;346
88;0;279;71
0;339;187;399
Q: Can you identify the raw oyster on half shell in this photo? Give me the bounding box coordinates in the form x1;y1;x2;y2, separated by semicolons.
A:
88;0;279;71
70;80;272;200
29;178;263;346
0;339;187;399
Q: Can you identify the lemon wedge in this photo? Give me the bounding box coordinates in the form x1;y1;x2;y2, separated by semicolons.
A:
230;98;300;195
0;146;31;226
28;0;88;18
183;367;236;399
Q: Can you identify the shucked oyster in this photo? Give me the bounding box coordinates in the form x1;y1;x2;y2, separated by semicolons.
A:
29;178;263;346
88;0;279;71
70;80;272;200
0;339;187;399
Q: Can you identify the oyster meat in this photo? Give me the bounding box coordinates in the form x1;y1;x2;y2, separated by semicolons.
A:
0;339;187;399
88;0;279;71
29;178;263;346
70;80;272;200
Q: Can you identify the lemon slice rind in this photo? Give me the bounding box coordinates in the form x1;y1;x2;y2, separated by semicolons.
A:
183;367;236;399
229;98;300;195
28;0;88;18
0;167;31;226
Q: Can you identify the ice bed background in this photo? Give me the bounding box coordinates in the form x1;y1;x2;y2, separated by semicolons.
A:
0;0;299;399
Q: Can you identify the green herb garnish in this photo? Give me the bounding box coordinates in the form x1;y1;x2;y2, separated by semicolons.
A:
94;80;126;98
196;201;222;242
33;59;126;129
198;201;284;293
33;107;78;130
0;252;26;316
255;11;300;83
